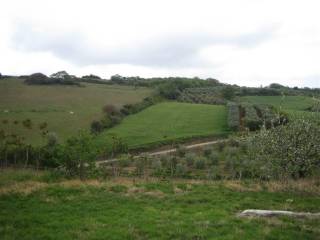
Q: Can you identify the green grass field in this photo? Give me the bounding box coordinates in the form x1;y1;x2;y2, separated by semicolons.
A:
0;169;319;240
98;102;229;149
0;78;151;145
240;95;315;111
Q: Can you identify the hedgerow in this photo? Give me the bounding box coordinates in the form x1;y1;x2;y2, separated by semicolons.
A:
227;102;240;130
91;95;163;134
177;87;226;104
242;103;262;131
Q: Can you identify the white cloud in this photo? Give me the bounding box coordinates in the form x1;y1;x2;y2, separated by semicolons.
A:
0;0;320;87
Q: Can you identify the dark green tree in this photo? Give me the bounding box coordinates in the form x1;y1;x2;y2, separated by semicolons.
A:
63;131;99;180
221;86;235;100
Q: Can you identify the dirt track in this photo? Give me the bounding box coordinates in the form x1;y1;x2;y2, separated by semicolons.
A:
96;139;226;166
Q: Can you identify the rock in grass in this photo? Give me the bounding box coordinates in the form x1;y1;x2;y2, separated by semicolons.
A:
238;209;320;218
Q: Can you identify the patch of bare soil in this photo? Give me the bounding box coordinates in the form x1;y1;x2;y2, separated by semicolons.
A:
224;179;320;195
0;181;48;195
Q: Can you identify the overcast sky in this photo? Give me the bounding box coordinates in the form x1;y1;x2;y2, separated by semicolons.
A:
1;0;320;87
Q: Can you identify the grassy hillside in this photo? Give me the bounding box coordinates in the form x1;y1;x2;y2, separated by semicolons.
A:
1;169;319;239
0;78;152;145
98;102;229;149
240;95;315;111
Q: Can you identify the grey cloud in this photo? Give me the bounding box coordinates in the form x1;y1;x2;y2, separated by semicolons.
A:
11;22;276;68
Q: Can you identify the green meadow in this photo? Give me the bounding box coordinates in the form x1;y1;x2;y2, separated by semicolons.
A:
240;95;315;111
0;78;151;145
98;102;229;149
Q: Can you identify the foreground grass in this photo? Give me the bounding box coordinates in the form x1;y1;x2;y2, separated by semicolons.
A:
98;102;229;149
0;78;152;145
0;169;319;239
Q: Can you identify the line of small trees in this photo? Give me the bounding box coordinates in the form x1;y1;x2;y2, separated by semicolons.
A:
0;119;50;169
110;74;320;99
227;102;241;131
0;119;128;180
24;71;109;86
90;95;163;134
24;71;81;86
227;102;288;131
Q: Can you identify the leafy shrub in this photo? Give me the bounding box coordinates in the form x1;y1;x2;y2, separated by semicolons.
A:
216;141;226;152
207;152;219;166
103;104;119;116
169;156;178;176
185;153;196;167
91;120;104;134
100;117;113;129
157;82;182;99
176;145;187;157
254;104;288;129
203;147;212;158
240;103;287;131
246;116;320;179
62;131;99;180
175;163;188;176
134;154;150;176
307;100;320;112
134;158;145;176
227;102;240;130
46;132;58;147
94;95;162;134
118;154;132;167
178;87;226;105
228;138;240;147
207;166;221;180
194;156;206;169
25;72;80;85
151;158;163;176
120;95;162;116
22;119;33;129
92;104;125;133
81;74;101;80
225;153;243;179
221;86;235;100
224;146;238;157
242;103;262;131
25;73;48;84
159;155;170;168
108;114;122;125
41;144;64;168
109;135;128;156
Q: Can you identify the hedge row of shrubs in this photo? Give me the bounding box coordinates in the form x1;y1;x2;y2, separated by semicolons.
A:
120;95;163;115
242;103;262;131
177;87;228;105
91;95;163;134
89;107;124;134
227;102;285;131
0;124;128;180
178;93;225;105
227;102;240;130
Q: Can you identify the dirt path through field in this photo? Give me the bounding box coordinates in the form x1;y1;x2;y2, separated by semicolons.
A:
96;139;226;166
